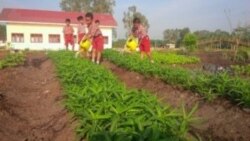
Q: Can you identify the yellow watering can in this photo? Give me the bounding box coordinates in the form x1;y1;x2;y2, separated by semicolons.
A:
80;39;91;50
126;36;138;51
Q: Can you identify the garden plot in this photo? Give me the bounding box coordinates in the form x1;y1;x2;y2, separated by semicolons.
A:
0;50;250;141
102;60;250;141
49;51;196;141
0;52;75;141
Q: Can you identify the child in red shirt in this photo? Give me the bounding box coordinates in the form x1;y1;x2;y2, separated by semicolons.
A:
63;18;75;51
83;12;104;64
132;17;153;63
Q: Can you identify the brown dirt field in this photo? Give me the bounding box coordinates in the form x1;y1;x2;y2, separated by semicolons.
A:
195;51;235;67
0;50;8;59
102;61;250;141
0;52;76;141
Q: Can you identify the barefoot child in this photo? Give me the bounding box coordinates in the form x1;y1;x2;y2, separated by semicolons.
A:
75;16;88;58
83;12;104;64
132;17;153;63
63;18;75;51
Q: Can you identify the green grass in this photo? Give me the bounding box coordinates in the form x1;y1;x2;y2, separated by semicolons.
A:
49;51;196;141
152;52;200;64
103;49;250;108
0;53;25;69
231;64;250;76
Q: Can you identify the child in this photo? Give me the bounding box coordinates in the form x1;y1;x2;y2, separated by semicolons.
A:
132;17;153;63
83;12;104;64
75;16;88;58
63;18;75;51
77;16;86;44
123;27;138;53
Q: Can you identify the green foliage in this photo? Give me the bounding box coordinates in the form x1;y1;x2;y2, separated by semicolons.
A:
183;33;197;52
112;39;126;48
0;24;6;41
49;51;194;141
194;29;230;41
231;64;250;76
123;6;149;37
152;51;200;64
0;53;25;69
233;25;250;42
103;50;250;107
163;28;190;47
234;49;249;63
60;0;115;14
151;40;166;47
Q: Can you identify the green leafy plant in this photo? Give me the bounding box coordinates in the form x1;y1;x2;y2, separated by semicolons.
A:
49;51;195;141
231;64;250;76
103;50;250;107
152;51;200;65
183;33;197;52
0;52;25;69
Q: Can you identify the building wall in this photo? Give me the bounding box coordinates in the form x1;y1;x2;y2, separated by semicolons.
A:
6;23;113;50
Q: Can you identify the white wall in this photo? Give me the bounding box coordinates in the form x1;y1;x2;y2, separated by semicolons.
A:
6;23;113;50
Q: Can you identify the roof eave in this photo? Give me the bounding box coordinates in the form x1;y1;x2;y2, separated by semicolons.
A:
0;20;117;28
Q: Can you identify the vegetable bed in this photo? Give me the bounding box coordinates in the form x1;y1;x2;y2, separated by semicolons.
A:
0;53;25;69
103;50;250;108
49;51;194;141
152;52;200;64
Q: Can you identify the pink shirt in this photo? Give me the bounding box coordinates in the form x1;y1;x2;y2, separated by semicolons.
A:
87;23;102;38
133;25;148;39
77;24;86;34
63;25;74;35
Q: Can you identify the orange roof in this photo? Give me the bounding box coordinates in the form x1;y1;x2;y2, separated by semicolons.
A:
0;8;117;27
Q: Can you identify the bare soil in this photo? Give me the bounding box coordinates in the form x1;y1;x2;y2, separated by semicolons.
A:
102;60;250;141
194;51;235;67
0;52;76;141
0;50;8;59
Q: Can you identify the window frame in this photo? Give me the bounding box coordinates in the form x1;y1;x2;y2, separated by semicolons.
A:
11;33;24;43
30;33;43;43
49;34;61;43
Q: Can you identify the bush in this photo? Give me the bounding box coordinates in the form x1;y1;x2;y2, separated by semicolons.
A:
235;49;249;63
183;34;197;52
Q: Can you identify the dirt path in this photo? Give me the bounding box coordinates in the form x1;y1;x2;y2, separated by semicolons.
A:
0;52;76;141
103;61;250;141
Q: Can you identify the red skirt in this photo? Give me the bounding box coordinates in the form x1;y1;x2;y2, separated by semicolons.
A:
139;36;151;53
92;35;104;52
64;34;74;45
78;33;85;44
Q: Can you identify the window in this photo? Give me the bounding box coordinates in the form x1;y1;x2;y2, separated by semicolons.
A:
49;34;60;43
104;36;109;44
11;33;24;43
30;34;43;43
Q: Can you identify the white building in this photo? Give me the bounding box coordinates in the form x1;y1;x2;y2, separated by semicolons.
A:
166;43;175;49
0;8;117;50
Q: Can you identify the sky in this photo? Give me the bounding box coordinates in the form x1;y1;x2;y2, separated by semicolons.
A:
0;0;250;39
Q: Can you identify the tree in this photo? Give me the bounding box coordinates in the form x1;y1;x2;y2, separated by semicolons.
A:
183;33;197;52
92;0;115;14
176;27;190;47
163;29;180;44
60;0;115;14
233;25;250;42
60;0;116;38
163;27;190;47
194;30;212;40
122;6;149;37
0;24;6;41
